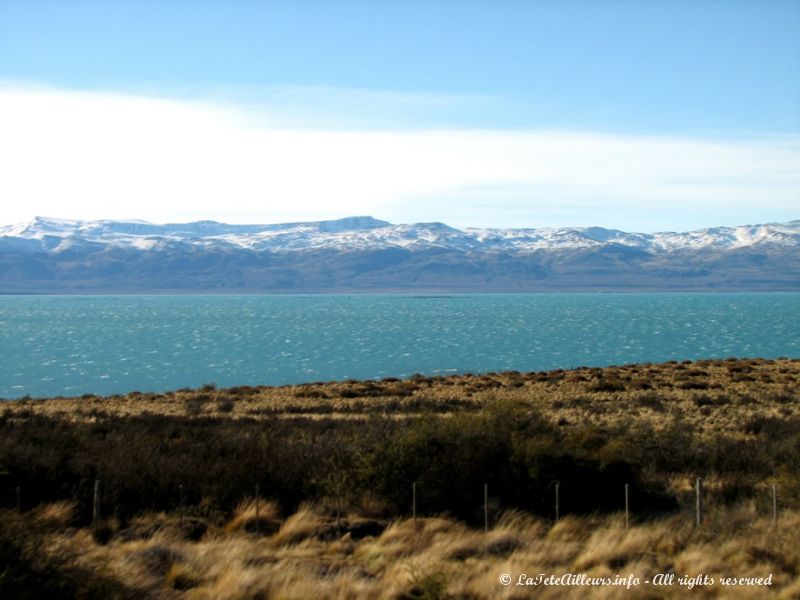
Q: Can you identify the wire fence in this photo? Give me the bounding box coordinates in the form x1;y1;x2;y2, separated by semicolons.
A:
5;477;786;532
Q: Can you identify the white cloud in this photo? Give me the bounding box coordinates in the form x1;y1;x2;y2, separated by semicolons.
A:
0;84;797;231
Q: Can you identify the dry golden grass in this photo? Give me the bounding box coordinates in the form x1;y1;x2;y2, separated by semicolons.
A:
31;499;77;529
15;502;799;599
225;498;282;536
7;358;799;443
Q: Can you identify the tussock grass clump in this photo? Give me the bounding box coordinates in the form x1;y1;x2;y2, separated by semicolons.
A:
225;498;282;535
32;500;77;530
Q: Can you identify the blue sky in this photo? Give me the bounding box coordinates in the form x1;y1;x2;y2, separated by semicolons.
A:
1;0;798;231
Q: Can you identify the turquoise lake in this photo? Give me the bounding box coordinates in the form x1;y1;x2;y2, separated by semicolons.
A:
1;293;798;399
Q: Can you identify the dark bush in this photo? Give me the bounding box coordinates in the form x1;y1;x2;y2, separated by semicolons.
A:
589;380;626;392
216;397;235;413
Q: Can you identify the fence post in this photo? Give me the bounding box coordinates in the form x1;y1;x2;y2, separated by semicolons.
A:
412;482;417;529
484;483;488;533
93;479;101;529
255;484;260;534
772;484;777;525
625;483;629;529
179;484;184;527
336;483;342;530
695;477;702;527
555;481;560;522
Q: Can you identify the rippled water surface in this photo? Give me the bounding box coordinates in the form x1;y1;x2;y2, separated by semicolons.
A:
1;293;798;398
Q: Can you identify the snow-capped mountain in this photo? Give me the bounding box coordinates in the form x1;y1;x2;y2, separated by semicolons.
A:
1;216;798;293
2;216;798;253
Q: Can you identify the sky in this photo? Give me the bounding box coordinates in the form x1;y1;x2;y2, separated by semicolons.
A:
0;0;798;232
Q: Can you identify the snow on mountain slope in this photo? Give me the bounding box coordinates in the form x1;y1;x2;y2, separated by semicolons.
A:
1;216;798;254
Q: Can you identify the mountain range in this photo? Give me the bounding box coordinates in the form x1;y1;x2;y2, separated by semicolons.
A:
1;216;798;293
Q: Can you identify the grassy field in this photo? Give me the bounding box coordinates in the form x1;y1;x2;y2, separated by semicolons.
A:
1;357;799;598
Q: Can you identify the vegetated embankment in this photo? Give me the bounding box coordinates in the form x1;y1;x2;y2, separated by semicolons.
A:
1;357;799;598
